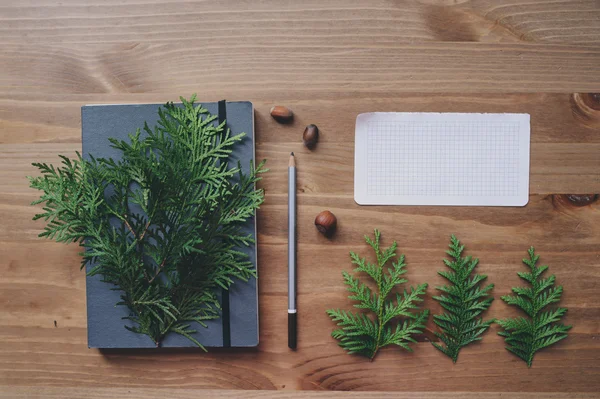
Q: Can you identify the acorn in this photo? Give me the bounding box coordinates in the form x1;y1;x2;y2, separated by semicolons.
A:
315;210;337;237
270;105;294;123
303;124;319;149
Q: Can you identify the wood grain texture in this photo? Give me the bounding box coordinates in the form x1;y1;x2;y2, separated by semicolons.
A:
1;0;600;396
1;42;600;95
2;387;600;399
1;0;599;45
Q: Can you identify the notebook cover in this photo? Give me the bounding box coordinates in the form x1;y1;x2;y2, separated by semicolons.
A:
81;101;258;348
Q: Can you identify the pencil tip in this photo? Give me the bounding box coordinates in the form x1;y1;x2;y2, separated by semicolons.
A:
290;152;294;156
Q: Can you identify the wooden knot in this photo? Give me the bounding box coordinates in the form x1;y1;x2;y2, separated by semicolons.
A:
554;194;598;210
415;328;439;343
571;93;600;127
587;93;600;110
565;194;598;207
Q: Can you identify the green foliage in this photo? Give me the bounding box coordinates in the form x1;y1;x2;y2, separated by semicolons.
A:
432;236;495;363
497;247;571;367
29;95;267;349
326;229;429;360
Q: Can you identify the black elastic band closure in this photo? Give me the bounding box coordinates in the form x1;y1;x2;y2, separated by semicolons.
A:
217;99;231;348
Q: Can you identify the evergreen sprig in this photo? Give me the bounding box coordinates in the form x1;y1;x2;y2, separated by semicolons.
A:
432;236;495;363
497;247;571;367
29;95;267;349
326;229;429;360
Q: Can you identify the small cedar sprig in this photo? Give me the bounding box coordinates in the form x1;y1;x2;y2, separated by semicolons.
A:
497;247;571;367
431;236;495;363
326;229;429;360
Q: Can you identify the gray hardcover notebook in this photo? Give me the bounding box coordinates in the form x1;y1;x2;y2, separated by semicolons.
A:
81;101;259;348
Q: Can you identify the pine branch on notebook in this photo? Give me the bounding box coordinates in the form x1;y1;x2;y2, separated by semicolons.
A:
29;95;267;349
432;236;495;363
327;229;429;360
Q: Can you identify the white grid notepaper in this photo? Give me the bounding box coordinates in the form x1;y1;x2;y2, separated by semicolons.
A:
354;113;530;206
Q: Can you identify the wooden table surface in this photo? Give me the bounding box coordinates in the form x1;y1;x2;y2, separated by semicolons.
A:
1;0;600;397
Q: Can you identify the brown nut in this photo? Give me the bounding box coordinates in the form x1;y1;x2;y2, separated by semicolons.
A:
270;105;294;123
315;210;337;236
303;124;319;149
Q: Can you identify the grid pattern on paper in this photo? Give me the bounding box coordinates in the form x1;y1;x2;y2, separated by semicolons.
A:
366;121;520;197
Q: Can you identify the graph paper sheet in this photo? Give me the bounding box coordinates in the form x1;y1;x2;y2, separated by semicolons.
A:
354;112;530;206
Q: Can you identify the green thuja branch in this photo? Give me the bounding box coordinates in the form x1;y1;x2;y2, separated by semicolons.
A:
326;229;429;360
29;95;267;349
497;247;571;367
432;236;495;363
